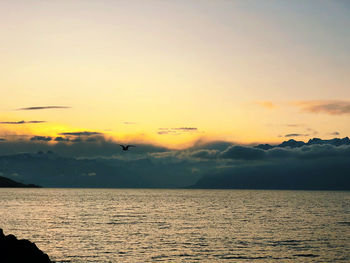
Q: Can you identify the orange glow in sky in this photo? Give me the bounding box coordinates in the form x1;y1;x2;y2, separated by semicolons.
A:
1;1;350;147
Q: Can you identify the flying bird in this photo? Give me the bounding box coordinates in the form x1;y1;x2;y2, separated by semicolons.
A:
119;144;136;151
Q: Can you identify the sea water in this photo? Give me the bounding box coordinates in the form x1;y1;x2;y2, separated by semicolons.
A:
0;188;349;262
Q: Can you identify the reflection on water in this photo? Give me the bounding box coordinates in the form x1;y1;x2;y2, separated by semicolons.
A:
0;189;349;262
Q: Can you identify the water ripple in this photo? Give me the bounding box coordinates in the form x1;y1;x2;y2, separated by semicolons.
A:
0;189;349;262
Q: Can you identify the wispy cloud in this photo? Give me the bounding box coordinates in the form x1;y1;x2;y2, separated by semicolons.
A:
158;127;198;135
59;131;103;136
158;131;177;135
295;100;350;115
30;136;52;141
0;120;46;124
284;133;309;138
172;127;198;131
123;122;136;125
285;124;303;127
306;128;318;135
329;131;340;136
54;137;70;142
16;106;70;111
255;101;277;109
220;145;265;160
157;129;180;135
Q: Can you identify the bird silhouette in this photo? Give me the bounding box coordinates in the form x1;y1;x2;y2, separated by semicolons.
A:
119;144;136;151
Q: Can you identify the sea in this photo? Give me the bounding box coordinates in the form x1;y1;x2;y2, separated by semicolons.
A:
0;189;349;262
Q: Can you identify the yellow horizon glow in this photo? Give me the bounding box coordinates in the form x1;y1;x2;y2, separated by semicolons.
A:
1;1;349;147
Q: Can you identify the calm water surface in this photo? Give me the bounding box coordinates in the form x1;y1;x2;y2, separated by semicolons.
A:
0;189;349;262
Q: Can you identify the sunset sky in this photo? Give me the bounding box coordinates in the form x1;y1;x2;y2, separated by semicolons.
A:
1;0;350;148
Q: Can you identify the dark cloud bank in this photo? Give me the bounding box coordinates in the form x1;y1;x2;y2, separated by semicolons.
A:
0;136;349;190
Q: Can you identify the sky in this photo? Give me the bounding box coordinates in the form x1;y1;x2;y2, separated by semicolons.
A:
1;0;350;148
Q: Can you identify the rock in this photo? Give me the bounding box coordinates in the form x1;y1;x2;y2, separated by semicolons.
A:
0;228;52;263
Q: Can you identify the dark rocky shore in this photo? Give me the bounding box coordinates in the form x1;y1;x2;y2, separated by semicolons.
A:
0;228;52;263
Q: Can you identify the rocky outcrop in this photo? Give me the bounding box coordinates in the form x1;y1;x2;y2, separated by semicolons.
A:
0;228;51;263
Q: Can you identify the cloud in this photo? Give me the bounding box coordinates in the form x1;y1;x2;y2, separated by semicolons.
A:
0;137;349;189
193;156;350;190
191;140;234;151
0;136;168;158
0;120;46;124
54;137;70;142
158;127;198;135
30;136;52;141
306;128;318;135
189;149;219;159
59;131;103;136
192;143;350;190
172;127;198;131
284;133;309;138
0;150;200;188
16;106;70;110
150;148;220;161
295;100;350;115
54;135;104;143
123;122;136;125
158;130;178;135
220;145;265;160
224;144;350;160
295;144;350;159
285;124;302;127
255;101;277;109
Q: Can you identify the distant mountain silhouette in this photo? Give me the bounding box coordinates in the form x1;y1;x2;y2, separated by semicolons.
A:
0;152;135;188
256;137;350;149
255;143;274;150
1;138;349;190
191;137;350;190
191;157;350;190
0;176;41;188
0;151;198;188
307;137;350;146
